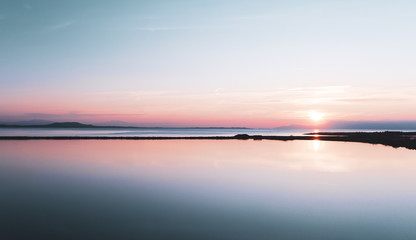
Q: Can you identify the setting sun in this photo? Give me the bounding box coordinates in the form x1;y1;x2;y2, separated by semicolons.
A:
309;111;325;122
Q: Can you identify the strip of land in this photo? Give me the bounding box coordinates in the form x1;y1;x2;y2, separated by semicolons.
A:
1;131;416;150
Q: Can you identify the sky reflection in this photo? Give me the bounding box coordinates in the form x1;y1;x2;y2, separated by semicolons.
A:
1;139;416;239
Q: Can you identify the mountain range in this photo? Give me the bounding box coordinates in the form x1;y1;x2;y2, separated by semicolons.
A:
329;121;416;130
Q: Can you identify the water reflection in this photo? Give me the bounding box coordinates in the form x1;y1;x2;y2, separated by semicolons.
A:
0;139;416;239
312;139;321;151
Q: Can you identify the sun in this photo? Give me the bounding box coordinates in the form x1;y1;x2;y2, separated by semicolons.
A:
309;111;325;122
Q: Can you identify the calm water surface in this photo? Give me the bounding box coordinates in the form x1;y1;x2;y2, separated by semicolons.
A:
0;128;303;137
3;127;411;137
1;139;415;239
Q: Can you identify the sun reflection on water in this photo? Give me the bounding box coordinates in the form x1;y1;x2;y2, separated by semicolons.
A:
313;139;321;152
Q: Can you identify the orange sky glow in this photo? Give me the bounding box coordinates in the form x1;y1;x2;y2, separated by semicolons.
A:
2;86;415;127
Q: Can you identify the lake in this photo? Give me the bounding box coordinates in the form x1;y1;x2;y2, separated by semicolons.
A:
0;127;304;137
2;127;413;137
1;139;415;239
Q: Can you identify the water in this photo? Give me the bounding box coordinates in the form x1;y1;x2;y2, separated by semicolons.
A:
1;127;413;137
0;127;301;137
1;139;416;239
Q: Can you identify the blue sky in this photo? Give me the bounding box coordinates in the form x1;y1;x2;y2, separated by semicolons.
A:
1;0;416;126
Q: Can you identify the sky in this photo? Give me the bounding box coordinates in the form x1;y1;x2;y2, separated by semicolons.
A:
1;0;416;127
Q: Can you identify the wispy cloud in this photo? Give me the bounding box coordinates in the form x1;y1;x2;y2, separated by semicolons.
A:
2;86;416;127
0;112;143;122
24;112;142;118
281;86;351;105
46;20;76;31
336;97;408;103
136;26;192;32
226;15;276;21
135;25;231;32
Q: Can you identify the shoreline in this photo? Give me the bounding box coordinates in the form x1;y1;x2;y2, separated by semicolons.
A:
1;132;416;150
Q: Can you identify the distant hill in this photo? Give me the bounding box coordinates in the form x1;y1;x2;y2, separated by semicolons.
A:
45;122;96;128
329;121;416;130
94;120;136;127
0;122;98;128
273;124;310;130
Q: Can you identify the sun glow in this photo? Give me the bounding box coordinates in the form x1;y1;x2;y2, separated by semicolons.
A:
309;111;325;122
